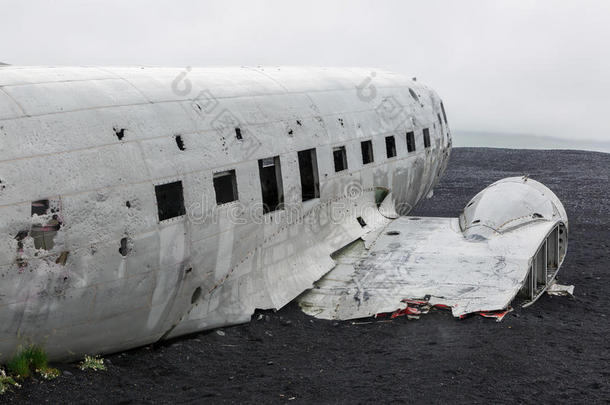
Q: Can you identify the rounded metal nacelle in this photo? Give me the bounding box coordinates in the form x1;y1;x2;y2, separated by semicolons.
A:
460;176;568;239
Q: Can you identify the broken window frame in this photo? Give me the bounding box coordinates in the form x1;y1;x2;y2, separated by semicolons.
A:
360;140;374;165
385;136;397;158
333;146;348;172
423;128;431;149
406;131;416;153
155;180;186;222
258;156;284;214
213;169;239;205
297;148;320;202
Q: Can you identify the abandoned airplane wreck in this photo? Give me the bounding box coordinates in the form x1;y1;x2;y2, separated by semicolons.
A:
0;66;569;361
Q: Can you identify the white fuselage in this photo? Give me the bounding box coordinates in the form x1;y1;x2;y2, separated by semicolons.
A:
0;66;450;360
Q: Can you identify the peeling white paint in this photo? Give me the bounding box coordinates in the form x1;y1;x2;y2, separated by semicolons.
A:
0;66;451;360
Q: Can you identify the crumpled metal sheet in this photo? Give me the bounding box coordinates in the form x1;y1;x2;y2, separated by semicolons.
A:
546;282;575;297
298;216;560;320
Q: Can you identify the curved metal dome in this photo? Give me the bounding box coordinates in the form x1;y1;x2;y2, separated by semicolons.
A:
460;176;568;239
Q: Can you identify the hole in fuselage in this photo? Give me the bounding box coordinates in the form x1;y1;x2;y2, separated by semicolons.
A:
375;187;389;208
119;237;130;257
357;217;366;227
191;287;202;304
175;135;185;151
386;230;400;236
409;88;419;102
114;127;126;141
30;199;61;250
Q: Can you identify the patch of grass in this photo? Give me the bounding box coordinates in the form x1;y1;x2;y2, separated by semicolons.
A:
6;353;31;378
0;346;60;394
79;355;106;371
6;345;48;378
24;345;47;370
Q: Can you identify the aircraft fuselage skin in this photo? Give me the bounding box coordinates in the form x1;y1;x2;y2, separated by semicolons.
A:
0;66;450;360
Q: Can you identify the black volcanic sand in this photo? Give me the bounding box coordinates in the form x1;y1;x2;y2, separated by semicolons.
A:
5;148;609;404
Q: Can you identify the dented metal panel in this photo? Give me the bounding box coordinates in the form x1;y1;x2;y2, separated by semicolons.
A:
298;177;570;320
0;66;451;360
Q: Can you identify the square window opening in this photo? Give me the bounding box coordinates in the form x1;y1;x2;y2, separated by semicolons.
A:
155;181;186;221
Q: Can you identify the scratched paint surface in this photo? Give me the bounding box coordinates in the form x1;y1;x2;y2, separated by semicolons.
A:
0;66;450;360
299;177;569;320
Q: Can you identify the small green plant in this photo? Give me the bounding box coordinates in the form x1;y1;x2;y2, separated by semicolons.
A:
6;345;48;378
79;355;106;371
6;353;30;378
24;345;47;370
4;345;58;383
0;368;20;395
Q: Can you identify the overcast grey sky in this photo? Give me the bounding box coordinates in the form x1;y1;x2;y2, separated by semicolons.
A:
2;0;610;143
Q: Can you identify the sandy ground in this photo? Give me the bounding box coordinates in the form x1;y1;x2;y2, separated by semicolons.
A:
4;148;609;404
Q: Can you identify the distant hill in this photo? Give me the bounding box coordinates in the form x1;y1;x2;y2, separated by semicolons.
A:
0;62;8;65
453;131;610;154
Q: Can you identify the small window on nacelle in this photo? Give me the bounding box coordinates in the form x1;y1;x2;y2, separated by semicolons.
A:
361;140;374;165
423;128;431;148
213;170;238;205
155;181;186;221
333;146;348;172
259;156;284;214
385;136;397;158
406;131;416;152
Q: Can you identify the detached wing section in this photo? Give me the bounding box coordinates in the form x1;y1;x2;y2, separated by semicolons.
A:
298;177;569;320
